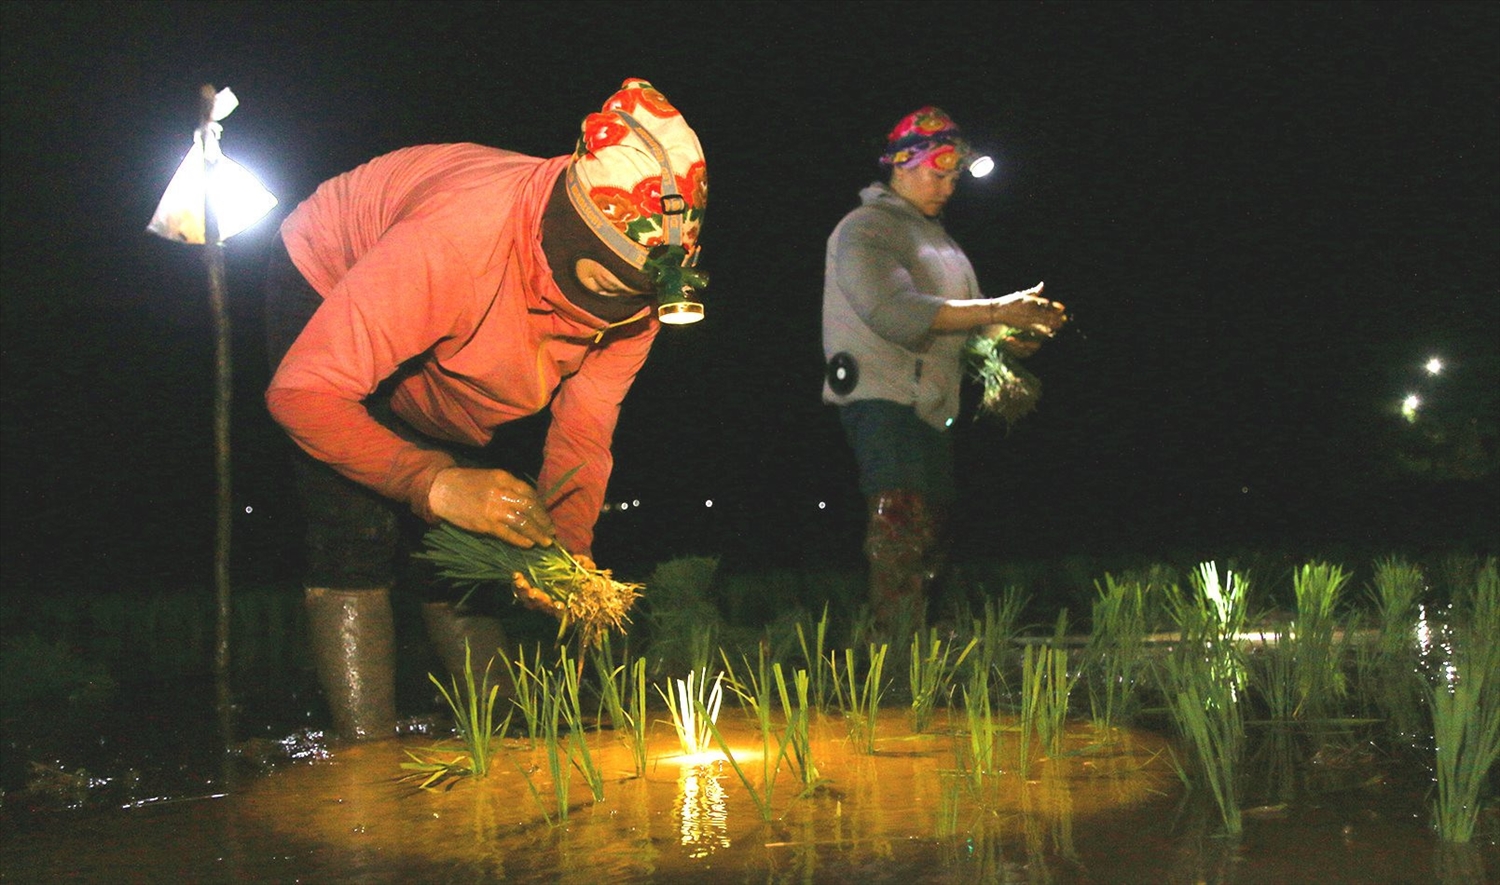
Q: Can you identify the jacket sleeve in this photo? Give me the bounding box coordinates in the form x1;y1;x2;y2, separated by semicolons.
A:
265;223;476;521
831;210;944;350
537;318;659;555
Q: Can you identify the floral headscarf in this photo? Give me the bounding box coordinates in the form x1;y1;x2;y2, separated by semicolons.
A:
879;106;975;173
566;79;707;271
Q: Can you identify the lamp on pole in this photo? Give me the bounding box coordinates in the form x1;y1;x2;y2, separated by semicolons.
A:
147;84;276;732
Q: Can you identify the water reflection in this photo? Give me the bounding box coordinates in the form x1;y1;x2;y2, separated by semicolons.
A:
676;762;730;857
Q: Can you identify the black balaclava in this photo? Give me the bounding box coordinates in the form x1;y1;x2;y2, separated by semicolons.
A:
540;174;655;324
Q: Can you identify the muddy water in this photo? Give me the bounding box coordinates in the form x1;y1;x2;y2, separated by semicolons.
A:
3;708;1495;883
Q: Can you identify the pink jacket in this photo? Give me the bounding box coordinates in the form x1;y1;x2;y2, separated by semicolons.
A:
266;144;659;554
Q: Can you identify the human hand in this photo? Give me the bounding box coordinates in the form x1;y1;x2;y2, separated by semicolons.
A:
997;282;1067;337
427;468;556;548
1001;335;1044;358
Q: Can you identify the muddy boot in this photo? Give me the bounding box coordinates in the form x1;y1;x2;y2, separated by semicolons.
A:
420;601;516;696
865;490;935;636
304;587;398;741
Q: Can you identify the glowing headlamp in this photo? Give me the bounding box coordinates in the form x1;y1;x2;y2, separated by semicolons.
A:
645;243;707;325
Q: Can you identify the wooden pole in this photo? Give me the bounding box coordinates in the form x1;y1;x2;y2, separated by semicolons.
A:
198;84;235;740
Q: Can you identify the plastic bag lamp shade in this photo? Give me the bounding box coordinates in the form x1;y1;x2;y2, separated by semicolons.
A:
147;88;276;245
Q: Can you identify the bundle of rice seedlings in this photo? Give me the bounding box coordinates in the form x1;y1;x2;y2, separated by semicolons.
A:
418;522;643;649
965;329;1042;427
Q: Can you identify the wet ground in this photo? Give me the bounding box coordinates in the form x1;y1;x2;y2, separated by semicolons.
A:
5;688;1496;884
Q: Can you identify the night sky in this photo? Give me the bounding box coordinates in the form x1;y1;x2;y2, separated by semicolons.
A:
3;1;1496;595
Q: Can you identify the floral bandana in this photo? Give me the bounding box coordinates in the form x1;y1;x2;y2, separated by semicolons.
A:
879;106;975;173
566;79;707;272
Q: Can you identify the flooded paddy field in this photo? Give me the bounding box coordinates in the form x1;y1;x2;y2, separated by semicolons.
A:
4;557;1498;883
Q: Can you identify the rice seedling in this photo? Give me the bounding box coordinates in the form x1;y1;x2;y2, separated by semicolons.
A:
973;586;1027;676
697;691;788;823
500;642;545;747
960;662;1000;789
1368;556;1427;655
556;647;605;801
1249;620;1298;723
1019;611;1079;765
401;639;512;789
700;643;790;820
1085;573;1153;734
908;627;978;733
1288;561;1351;721
625;657;649;776
1360;556;1426;731
795;602;833;713
1168;561;1250;698
965;328;1043;427
1426;558;1500;843
1162;652;1245;836
418;522;642;650
774;664;822;795
658;667;725;757
833;643;889;755
1159;561;1249;836
589;632;631;735
536;664;572;821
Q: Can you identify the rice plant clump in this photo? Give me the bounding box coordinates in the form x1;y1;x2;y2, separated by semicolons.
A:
1361;557;1428;741
909;627;978;733
1085;573;1155;733
1426;558;1500;843
965;329;1043;428
400;639;509;789
1288;561;1351;721
1160;562;1250;836
658;667;725;757
418;523;642;649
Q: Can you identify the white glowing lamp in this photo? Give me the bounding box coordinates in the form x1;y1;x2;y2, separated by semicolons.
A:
147;87;277;244
1424;356;1444;376
1401;393;1421;423
968;155;995;178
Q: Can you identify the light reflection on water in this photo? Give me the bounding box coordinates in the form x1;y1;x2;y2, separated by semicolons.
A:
676;762;730;857
4;707;1494;883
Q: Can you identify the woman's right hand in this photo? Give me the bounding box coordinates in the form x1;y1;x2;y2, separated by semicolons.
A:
997;282;1068;335
427;467;556;548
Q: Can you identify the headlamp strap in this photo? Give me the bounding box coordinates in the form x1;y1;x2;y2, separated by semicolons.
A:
615;111;683;249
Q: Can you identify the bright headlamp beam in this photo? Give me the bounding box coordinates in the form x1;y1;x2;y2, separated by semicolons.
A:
658;301;704;324
968;155;995;178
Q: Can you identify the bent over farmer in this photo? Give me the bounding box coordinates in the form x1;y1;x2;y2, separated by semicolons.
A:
265;78;708;740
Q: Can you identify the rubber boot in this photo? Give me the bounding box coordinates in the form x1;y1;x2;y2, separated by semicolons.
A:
304;587;398;741
864;490;935;635
420;601;516;697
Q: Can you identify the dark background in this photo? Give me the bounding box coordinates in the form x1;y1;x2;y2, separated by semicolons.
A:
3;1;1496;597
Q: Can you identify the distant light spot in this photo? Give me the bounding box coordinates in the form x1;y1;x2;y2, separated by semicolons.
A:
704;499;714;508
1401;393;1421;423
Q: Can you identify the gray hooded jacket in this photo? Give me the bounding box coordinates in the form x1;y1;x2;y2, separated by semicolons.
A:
821;182;981;430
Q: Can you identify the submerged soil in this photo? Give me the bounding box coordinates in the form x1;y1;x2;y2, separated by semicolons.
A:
4;700;1495;884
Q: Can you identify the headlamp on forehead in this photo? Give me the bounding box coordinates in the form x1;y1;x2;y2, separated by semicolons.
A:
882;106;993;178
645;243;708;325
